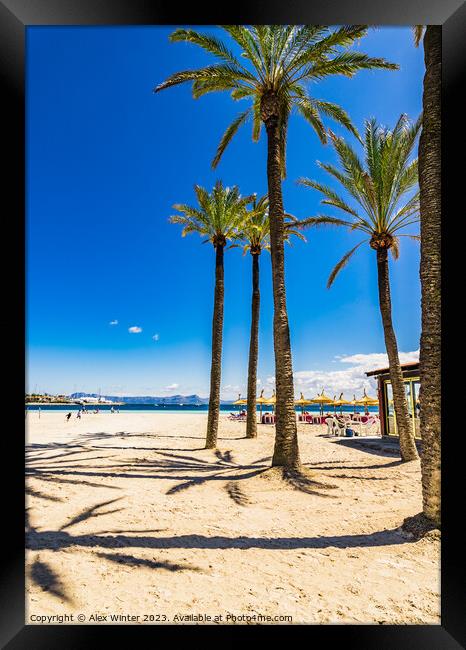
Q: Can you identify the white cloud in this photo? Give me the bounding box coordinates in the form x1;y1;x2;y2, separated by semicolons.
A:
266;376;275;386
165;383;179;391
152;334;160;341
293;350;419;398
109;320;118;326
128;326;142;334
293;367;375;397
339;350;419;367
221;384;247;400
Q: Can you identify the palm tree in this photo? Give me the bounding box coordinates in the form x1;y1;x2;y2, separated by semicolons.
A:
232;195;305;439
155;25;398;469
170;181;254;448
413;26;441;526
294;115;421;462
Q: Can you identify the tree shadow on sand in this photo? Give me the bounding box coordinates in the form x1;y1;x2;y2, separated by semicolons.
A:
27;527;414;553
29;558;73;603
225;481;250;506
95;552;202;572
26;497;205;605
330;437;421;458
26;486;64;503
26;444;122;491
26;442;339;505
59;498;125;531
304;459;404;471
161;451;338;501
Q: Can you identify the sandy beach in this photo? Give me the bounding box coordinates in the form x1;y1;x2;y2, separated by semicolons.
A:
26;412;440;625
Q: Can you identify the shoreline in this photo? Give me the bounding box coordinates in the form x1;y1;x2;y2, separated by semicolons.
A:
25;404;379;414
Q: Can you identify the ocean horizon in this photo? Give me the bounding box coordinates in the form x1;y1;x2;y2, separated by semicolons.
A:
25;403;379;414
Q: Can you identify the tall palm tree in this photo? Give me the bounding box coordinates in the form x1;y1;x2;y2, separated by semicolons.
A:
170;181;254;448
232;195;305;439
155;25;398;469
413;26;441;526
295;115;421;462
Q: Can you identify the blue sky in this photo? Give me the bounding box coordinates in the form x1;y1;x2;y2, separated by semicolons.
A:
26;26;423;399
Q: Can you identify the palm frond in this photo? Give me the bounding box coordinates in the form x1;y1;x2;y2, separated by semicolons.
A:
398;234;420;241
220;25;264;78
298;52;398;83
286;25;368;74
192;78;247;98
390;236;400;259
230;87;255;100
292;215;354;230
212;108;252;168
297;177;360;217
295;98;327;144
154;64;255;94
327;240;367;288
413;26;425;47
169;29;244;68
285;228;307;244
310;99;361;142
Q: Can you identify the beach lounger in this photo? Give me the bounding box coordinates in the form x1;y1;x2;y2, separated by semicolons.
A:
228;413;246;421
358;416;380;436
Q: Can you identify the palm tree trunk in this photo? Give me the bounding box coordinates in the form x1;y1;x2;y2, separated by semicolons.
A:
246;252;260;438
376;248;419;461
264;112;300;469
205;244;224;449
418;26;441;525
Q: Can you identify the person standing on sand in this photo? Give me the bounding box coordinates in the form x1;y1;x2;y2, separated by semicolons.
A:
66;412;72;422
76;410;81;419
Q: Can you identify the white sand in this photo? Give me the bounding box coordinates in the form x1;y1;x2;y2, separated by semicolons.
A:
26;411;440;625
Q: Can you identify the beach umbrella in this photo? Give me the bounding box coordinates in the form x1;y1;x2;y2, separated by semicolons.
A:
333;392;351;415
256;388;269;423
355;388;378;405
355;388;379;414
295;392;312;418
232;393;247;412
264;390;276;413
349;394;361;414
310;389;334;416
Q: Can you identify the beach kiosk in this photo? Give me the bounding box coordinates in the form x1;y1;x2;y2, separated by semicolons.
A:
365;362;420;439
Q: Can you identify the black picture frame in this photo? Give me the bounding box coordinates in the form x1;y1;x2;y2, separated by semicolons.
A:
2;0;465;647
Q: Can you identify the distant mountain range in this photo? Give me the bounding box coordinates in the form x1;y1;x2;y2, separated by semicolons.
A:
68;392;231;405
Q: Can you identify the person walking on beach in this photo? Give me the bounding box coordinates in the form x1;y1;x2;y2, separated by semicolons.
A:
76;410;81;419
66;412;72;422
